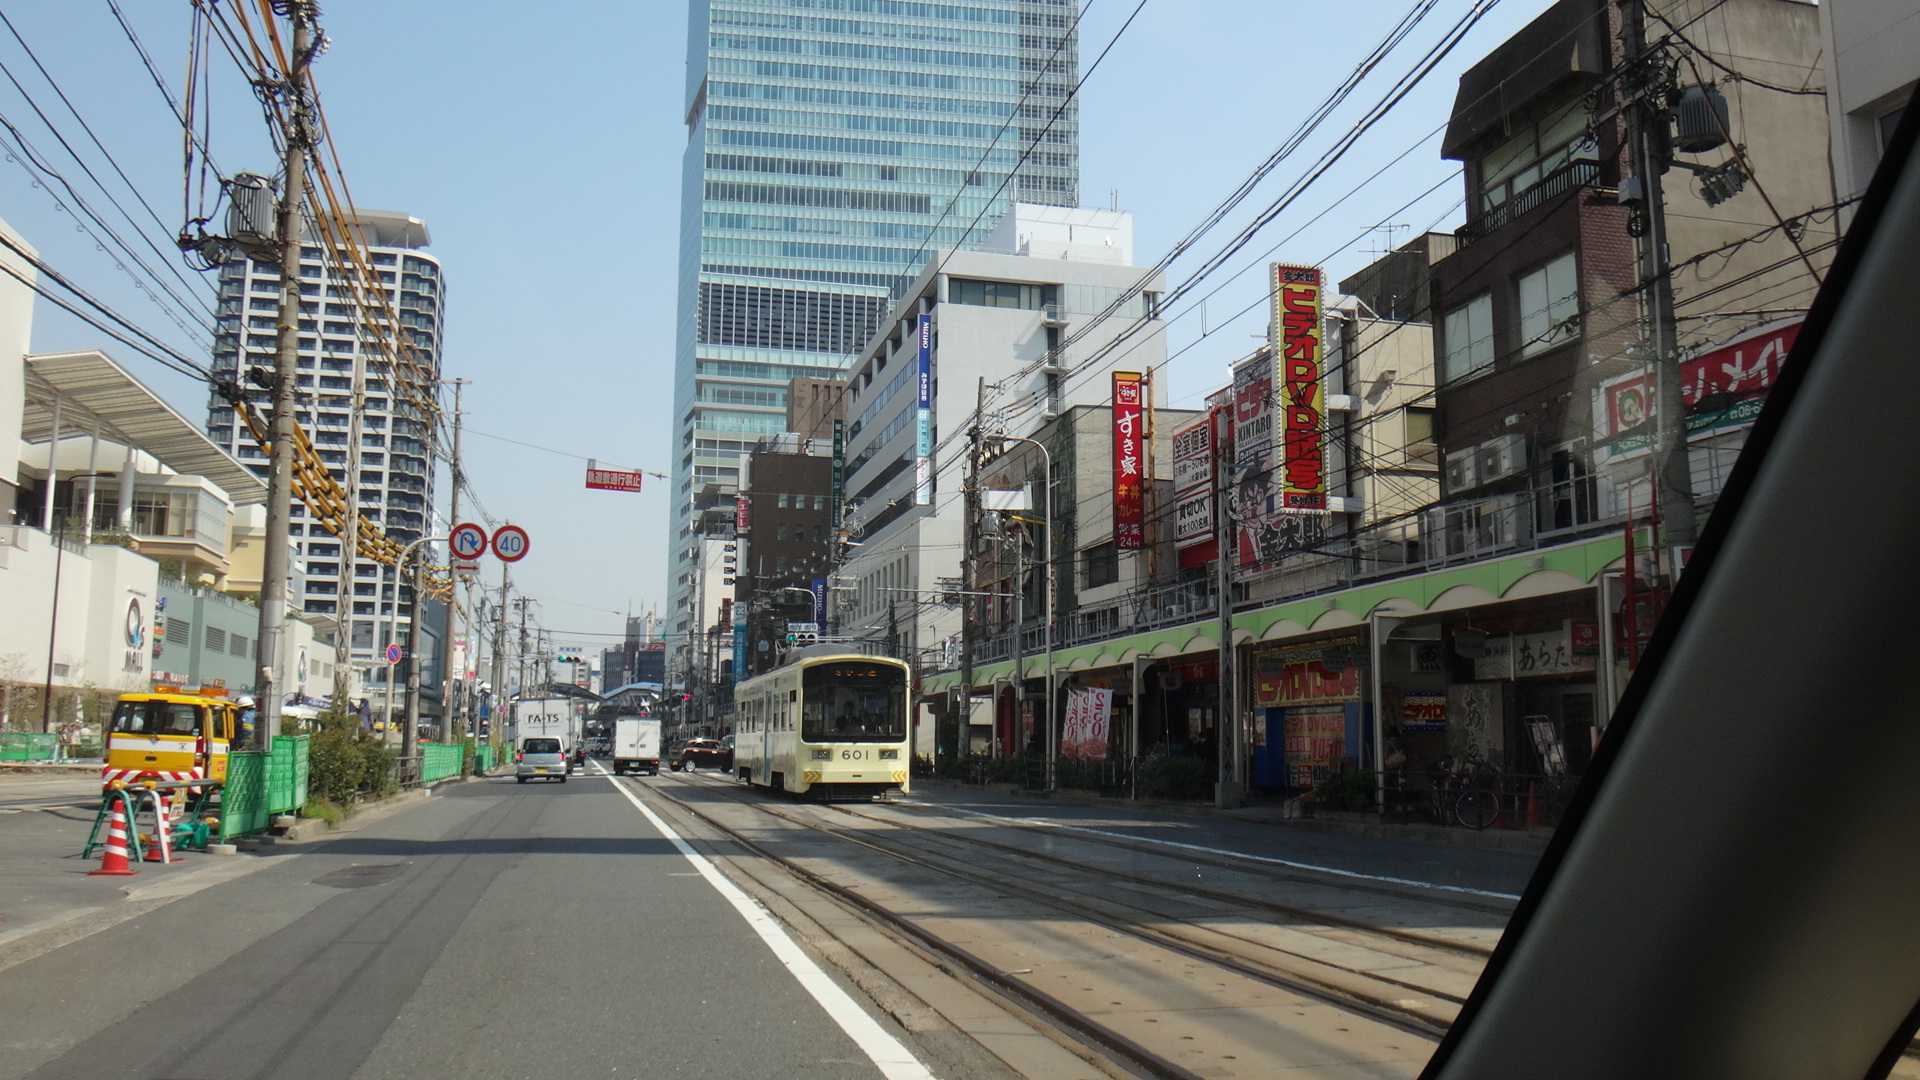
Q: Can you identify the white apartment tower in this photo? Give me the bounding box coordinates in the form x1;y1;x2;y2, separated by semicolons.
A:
203;209;442;663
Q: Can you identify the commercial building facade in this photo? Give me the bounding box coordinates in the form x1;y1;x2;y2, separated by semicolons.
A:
670;0;1084;643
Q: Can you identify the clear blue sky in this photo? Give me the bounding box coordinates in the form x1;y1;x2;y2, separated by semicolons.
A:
0;0;1550;652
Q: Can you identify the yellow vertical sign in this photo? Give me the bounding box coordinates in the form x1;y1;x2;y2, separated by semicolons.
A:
1270;263;1327;511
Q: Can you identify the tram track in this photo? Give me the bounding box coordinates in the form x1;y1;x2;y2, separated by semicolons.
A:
670;772;1476;1028
823;797;1500;960
636;771;1452;1079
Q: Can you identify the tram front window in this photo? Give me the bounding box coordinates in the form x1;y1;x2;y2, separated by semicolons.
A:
802;664;906;742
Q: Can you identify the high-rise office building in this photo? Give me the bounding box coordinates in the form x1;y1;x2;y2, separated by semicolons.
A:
203;209;442;678
670;0;1083;641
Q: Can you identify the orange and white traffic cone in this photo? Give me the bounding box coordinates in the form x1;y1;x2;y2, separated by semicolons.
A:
90;794;140;877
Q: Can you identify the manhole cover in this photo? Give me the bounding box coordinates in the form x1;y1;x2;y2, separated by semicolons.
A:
312;863;408;889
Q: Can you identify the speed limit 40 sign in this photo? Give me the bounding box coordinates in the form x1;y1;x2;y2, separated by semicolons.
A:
491;524;530;562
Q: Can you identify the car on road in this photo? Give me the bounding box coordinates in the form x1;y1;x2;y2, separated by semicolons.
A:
673;738;730;772
516;737;569;783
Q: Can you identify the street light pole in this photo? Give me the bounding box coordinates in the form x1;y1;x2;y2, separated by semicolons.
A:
996;434;1053;788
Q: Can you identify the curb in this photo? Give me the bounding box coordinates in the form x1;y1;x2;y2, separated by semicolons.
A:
912;777;1553;855
270;768;513;843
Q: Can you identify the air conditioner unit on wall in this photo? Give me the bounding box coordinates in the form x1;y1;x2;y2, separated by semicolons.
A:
1444;448;1481;493
1477;495;1536;548
1477;434;1527;483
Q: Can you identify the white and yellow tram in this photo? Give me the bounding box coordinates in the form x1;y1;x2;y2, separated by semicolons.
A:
733;652;910;799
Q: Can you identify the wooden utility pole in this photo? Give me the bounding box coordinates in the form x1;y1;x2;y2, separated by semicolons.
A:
252;4;320;747
490;561;510;739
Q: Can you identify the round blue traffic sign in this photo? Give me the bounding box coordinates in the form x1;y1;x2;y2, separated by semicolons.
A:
386;644;404;664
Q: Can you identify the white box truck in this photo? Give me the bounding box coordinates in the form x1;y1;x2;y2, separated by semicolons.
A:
611;715;662;776
513;698;578;772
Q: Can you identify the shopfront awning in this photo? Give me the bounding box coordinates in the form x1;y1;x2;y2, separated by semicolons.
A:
20;350;266;504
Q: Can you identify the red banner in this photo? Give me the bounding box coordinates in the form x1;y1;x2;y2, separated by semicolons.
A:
1113;372;1145;550
735;495;750;532
584;467;645;492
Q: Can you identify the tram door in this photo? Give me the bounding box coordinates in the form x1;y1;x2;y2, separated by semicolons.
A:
761;689;774;785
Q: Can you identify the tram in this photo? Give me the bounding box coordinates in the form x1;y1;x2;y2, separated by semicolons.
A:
102;687;240;787
733;651;910;800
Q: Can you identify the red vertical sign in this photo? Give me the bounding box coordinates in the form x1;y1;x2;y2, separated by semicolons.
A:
1112;372;1145;550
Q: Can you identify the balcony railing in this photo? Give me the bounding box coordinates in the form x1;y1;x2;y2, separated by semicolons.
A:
1457;159;1601;244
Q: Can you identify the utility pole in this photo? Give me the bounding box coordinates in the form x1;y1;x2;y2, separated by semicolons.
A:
1213;407;1242;809
447;378;467;737
402;546;428;747
252;4;321;748
516;597;532;701
334;314;366;706
959;378;983;757
490;562;510;740
1622;0;1697;568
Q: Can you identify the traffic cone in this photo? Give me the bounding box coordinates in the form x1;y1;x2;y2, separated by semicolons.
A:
90;794;139;877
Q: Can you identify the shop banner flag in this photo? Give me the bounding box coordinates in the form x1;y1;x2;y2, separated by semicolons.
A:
914;314;933;505
1061;688;1113;760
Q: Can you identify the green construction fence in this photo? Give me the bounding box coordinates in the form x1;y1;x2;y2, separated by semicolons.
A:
0;732;61;761
420;742;463;783
219;735;310;840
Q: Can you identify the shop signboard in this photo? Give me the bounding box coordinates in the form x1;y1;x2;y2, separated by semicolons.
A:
1172;410;1218;567
1253;637;1362;706
1400;690;1448;731
1112;372;1145;550
1592;319;1801;464
1283;707;1346;788
1471;622;1598;680
1271;262;1328;511
914;314;933;506
1061;687;1113;760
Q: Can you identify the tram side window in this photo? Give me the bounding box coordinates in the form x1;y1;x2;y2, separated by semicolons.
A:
111;701;202;737
802;664;906;742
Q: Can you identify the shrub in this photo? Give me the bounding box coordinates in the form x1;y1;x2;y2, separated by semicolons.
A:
300;797;346;827
306;696;396;804
1314;770;1379;812
1136;753;1212;801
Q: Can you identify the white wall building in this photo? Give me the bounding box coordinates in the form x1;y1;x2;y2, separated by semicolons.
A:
1821;0;1919;224
835;206;1166;666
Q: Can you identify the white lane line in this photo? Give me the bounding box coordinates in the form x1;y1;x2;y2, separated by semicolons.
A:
589;760;937;1080
909;799;1523;902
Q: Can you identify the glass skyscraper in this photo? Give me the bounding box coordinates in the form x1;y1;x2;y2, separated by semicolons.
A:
671;0;1082;640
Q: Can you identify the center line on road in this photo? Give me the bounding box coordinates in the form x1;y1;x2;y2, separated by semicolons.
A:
589;761;937;1080
915;801;1523;902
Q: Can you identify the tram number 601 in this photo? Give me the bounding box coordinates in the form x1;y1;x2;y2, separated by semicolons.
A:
840;749;867;760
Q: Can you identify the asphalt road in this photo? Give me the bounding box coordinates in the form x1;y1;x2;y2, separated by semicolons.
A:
0;773;915;1080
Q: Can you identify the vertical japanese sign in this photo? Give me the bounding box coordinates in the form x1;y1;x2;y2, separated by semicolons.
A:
810;578;827;626
1271;262;1327;511
831;418;845;531
1171;413;1214;564
1112;371;1145;550
914;313;933;506
735;494;750;533
733;623;748;681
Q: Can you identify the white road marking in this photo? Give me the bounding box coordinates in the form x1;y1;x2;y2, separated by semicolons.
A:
913;800;1524;902
588;760;937;1080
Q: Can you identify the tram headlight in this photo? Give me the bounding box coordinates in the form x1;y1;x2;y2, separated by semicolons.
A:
811;749;832;761
878;749;898;760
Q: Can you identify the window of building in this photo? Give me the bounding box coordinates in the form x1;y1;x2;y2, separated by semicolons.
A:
1405;407;1436;449
777;493;790;508
1516;252;1579;357
1082;542;1118;589
1475;98;1599;212
949;278;1046;310
1442;294;1494;382
777;524;789;541
812;495;826;510
1879;102;1908;153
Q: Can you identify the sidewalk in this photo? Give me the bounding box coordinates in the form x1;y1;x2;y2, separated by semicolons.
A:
915;777;1555;855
